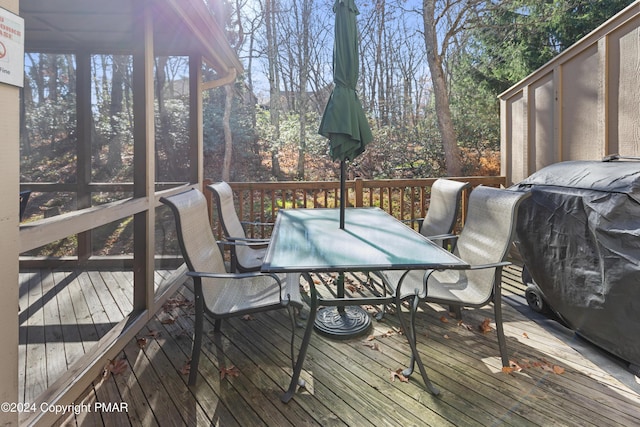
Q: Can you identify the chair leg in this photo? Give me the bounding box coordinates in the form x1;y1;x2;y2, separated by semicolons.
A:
396;295;440;396
372;272;388;321
449;304;462;319
287;306;297;370
281;282;318;403
494;296;509;367
189;295;204;386
398;298;416;377
494;270;510;367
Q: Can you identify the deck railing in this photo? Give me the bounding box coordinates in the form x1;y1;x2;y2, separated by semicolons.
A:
204;176;506;239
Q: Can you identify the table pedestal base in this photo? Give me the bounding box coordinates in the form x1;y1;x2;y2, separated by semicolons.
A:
314;306;371;339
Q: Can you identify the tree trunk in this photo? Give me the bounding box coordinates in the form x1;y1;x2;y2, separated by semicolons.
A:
266;0;281;178
423;0;462;176
107;55;126;171
222;84;234;181
296;0;312;180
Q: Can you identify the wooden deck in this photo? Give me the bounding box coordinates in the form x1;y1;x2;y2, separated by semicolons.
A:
19;265;640;426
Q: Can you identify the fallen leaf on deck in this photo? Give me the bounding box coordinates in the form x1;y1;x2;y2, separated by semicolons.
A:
180;362;191;375
457;320;473;331
390;369;409;383
439;315;449;323
365;335;376;341
163;297;193;310
553;365;565;374
241;314;255;321
103;358;128;378
347;284;357;293
502;360;523;374
363;341;381;351
379;328;401;338
136;337;147;349
509;360;523;372
443;334;450;339
478;318;492;334
522;332;529;339
160;315;176;324
147;330;161;338
220;366;240;380
177;328;191;337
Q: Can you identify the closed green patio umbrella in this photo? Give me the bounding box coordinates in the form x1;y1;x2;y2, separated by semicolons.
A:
319;0;372;229
316;0;373;338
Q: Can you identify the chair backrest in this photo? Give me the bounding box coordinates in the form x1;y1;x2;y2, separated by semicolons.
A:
20;191;32;221
420;179;469;237
160;189;226;299
448;186;530;298
208;182;247;241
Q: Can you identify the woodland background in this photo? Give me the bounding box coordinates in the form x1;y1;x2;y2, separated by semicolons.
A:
21;0;634;189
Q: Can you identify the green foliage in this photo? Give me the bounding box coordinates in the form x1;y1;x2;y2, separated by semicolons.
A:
445;0;634;168
450;55;501;152
466;0;634;92
203;85;258;153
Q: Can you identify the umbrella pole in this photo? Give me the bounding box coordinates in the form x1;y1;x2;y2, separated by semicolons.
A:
338;161;345;306
340;160;346;229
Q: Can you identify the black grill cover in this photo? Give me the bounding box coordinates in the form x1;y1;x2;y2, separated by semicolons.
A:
512;160;640;366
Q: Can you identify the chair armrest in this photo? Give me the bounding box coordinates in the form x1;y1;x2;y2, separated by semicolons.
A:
422;260;511;280
221;237;270;248
401;218;425;228
467;261;511;270
225;236;270;243
425;234;458;252
187;271;280;281
241;220;275;227
427;261;511;276
425;233;457;242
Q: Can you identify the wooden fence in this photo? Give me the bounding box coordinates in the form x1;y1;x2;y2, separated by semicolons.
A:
204;176;506;239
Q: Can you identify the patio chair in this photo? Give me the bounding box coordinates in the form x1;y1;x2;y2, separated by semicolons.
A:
416;178;470;248
378;179;470;319
160;188;304;386
208;181;271;273
19;191;32;221
378;186;531;395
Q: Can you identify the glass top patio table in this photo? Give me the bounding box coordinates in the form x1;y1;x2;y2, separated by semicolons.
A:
262;207;468;403
262;207;467;273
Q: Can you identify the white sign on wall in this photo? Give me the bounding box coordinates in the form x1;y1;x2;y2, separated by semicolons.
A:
0;8;24;88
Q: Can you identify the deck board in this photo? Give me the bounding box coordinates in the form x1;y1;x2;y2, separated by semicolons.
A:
20;265;640;426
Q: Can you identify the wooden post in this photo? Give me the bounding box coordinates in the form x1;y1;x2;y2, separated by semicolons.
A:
354;177;364;207
0;1;20;423
76;51;93;263
132;0;155;313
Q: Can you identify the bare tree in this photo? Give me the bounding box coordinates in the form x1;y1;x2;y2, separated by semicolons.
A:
422;0;483;176
106;55;128;171
265;0;282;177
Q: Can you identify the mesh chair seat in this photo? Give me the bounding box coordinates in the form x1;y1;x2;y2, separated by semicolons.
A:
204;273;302;315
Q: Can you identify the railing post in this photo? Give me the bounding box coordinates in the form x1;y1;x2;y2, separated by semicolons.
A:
354;177;364;207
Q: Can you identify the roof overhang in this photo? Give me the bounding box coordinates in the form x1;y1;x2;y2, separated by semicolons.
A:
20;0;243;77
